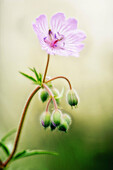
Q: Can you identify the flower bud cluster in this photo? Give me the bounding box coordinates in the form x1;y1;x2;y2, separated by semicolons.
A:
40;109;71;132
39;83;79;133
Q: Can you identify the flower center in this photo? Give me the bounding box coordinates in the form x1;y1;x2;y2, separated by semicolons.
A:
44;29;64;48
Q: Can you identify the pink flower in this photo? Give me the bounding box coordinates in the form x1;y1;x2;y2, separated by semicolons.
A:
33;13;86;57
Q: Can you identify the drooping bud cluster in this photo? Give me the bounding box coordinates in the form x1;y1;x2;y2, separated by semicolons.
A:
39;82;79;133
40;109;72;132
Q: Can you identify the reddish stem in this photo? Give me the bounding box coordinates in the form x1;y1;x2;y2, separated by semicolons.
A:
43;54;50;83
42;83;57;110
2;85;41;167
46;98;52;112
45;76;72;90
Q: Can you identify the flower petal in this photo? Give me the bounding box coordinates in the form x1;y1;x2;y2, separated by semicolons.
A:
50;13;65;33
33;14;48;37
55;30;86;57
46;47;71;56
33;15;49;49
60;18;78;35
65;30;86;43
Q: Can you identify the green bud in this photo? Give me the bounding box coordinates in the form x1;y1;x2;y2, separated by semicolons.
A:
51;109;62;126
40;89;49;102
40;112;51;128
63;114;72;126
67;89;79;107
58;120;69;132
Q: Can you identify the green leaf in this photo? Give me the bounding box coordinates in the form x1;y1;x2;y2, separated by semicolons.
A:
1;129;16;142
28;67;39;80
13;150;58;161
19;71;37;83
0;129;16;156
20;68;43;85
28;67;34;72
0;142;10;156
33;68;40;81
38;73;42;82
29;67;42;84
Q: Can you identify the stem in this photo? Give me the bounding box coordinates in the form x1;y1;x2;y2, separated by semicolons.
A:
43;54;50;83
45;76;72;90
2;85;41;167
42;83;57;110
46;98;52;112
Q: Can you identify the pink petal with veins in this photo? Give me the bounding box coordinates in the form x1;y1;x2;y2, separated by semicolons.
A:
50;13;65;33
60;18;78;35
33;15;49;49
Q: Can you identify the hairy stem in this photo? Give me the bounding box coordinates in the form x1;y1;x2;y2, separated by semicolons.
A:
45;76;72;90
42;83;57;110
2;85;41;167
43;54;50;83
46;98;52;112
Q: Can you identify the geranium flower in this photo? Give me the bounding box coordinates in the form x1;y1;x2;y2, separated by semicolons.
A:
33;13;86;57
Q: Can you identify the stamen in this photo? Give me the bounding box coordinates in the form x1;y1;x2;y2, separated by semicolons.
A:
57;32;64;41
48;29;52;35
44;30;64;49
44;37;48;43
54;34;57;39
44;37;47;41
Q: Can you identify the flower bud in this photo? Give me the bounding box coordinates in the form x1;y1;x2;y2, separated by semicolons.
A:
40;112;51;128
40;89;49;102
63;114;72;126
58;119;69;132
51;109;62;126
67;89;79;107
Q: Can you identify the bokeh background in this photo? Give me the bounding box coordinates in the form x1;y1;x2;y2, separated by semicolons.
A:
0;0;113;169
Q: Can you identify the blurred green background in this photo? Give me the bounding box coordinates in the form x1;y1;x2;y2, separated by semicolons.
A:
0;0;113;169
